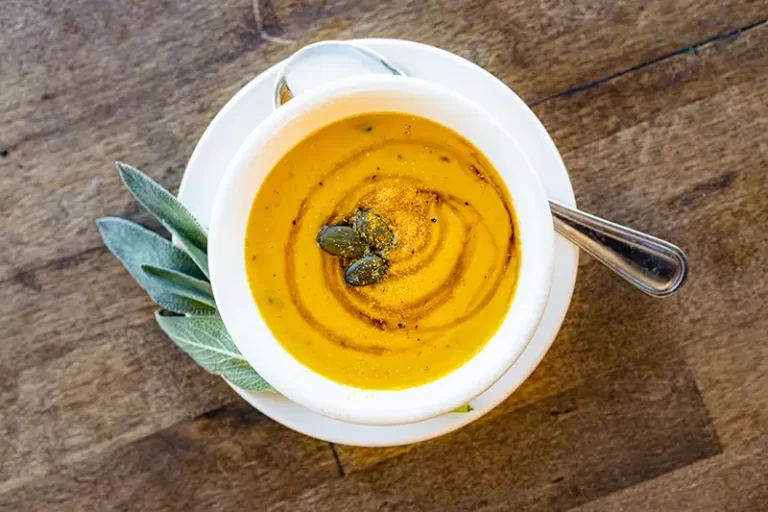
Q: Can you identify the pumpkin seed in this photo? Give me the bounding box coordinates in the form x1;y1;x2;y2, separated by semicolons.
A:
345;253;389;287
316;226;367;259
351;210;394;251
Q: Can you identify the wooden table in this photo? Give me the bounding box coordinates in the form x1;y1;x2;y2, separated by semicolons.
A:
2;1;767;510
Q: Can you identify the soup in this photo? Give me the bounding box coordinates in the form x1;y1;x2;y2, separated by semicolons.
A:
244;112;520;390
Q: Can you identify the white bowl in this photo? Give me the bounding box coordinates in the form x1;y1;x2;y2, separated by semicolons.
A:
209;75;554;426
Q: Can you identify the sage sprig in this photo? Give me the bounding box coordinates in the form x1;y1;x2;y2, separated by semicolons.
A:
98;162;470;412
96;217;215;316
98;162;273;391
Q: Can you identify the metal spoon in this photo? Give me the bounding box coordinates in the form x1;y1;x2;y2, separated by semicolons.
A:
274;41;688;297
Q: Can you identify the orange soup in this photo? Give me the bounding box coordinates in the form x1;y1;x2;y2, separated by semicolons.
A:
244;113;519;390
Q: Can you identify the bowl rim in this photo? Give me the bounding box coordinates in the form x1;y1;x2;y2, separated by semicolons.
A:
209;75;554;425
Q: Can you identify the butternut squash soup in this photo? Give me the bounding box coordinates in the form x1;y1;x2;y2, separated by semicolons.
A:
244;113;520;390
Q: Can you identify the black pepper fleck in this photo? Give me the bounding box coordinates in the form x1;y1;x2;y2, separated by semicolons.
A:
430;218;437;223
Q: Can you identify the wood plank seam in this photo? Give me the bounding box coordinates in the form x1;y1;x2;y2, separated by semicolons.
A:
528;18;768;107
330;444;346;477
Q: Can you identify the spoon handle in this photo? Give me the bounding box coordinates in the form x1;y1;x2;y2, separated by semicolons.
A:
549;200;687;296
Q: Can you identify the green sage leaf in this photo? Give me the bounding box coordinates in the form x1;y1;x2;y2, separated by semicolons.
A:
97;217;215;315
142;265;216;308
155;311;274;392
116;161;209;277
176;239;209;279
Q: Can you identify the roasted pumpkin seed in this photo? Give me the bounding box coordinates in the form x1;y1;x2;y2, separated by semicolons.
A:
345;253;389;286
316;226;367;259
351;210;394;251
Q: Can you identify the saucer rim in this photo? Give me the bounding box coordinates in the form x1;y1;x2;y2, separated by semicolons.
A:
178;38;578;447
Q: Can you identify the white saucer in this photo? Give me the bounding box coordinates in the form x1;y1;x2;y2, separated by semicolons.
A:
178;39;578;447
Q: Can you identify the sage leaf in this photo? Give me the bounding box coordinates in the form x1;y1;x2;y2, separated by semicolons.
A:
97;217;215;315
155;311;275;392
176;239;209;279
142;265;216;308
117;161;209;277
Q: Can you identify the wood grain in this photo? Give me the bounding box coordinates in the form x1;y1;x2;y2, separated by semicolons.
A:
574;436;768;512
1;249;161;376
683;318;768;450
1;1;767;510
534;20;768;155
0;319;236;495
0;401;340;512
1;1;766;280
271;353;720;511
